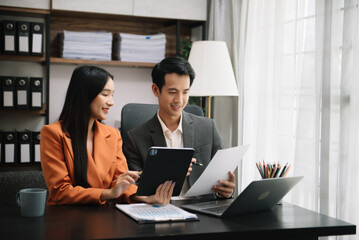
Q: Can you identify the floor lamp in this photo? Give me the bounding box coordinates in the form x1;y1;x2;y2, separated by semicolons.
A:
188;41;238;118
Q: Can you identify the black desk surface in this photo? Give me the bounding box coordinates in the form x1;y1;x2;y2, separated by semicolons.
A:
0;201;355;240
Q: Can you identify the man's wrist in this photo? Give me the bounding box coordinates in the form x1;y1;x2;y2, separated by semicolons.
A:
215;188;235;199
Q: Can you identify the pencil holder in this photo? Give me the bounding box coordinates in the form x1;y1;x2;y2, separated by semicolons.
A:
256;161;291;205
255;161;291;179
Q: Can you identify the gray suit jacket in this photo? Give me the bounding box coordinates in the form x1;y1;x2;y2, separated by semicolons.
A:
123;111;223;187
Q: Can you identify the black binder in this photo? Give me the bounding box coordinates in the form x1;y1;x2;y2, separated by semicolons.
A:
112;33;120;60
1;76;15;109
0;77;2;108
2;20;16;55
3;131;18;163
15;77;30;109
18;131;32;163
32;131;41;163
0;131;3;163
0;21;2;54
30;77;43;109
30;22;44;56
17;21;30;55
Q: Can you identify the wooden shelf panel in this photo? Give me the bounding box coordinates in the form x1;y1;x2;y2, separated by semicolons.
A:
0;6;50;16
0;105;46;115
50;57;156;68
0;55;46;62
50;10;202;25
0;109;46;115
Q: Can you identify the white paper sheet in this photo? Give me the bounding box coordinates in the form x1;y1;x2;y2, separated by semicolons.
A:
184;145;250;197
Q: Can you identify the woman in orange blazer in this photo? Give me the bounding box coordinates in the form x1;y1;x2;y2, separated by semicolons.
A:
41;66;174;205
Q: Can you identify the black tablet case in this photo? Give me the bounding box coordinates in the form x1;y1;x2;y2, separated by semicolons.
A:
136;147;194;196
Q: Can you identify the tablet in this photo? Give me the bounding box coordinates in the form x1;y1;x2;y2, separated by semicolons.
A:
136;147;194;196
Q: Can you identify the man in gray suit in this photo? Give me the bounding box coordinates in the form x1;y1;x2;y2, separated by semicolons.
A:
123;57;235;198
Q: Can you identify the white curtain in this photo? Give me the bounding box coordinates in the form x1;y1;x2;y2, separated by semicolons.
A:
209;0;359;239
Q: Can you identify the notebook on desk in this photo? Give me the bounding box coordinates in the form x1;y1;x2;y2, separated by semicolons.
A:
181;176;303;217
116;203;198;224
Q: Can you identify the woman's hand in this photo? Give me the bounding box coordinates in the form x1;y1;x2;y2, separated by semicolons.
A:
101;171;140;201
212;171;236;198
132;181;175;204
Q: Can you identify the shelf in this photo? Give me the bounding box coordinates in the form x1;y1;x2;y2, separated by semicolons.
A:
50;57;156;68
50;9;203;25
0;105;46;115
49;11;202;61
0;6;50;16
0;55;46;62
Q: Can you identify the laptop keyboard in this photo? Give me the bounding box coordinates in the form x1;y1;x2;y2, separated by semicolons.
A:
201;205;229;214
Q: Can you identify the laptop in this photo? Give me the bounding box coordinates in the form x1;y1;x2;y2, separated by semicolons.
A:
181;176;303;217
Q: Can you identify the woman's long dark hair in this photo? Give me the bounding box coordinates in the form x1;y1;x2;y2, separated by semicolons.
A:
59;66;114;187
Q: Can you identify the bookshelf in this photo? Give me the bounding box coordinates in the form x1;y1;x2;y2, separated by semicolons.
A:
0;6;49;168
0;6;49;120
49;10;205;67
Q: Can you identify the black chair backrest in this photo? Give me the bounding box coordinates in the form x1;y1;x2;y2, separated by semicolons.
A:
0;170;48;206
120;103;203;144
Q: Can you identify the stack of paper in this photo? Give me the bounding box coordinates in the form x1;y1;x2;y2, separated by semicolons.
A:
113;33;166;63
59;31;112;61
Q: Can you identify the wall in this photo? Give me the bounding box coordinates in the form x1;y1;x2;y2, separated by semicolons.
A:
1;0;209;131
49;65;157;128
0;0;50;10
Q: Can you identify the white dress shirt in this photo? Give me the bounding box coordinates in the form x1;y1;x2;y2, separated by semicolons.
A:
157;112;190;198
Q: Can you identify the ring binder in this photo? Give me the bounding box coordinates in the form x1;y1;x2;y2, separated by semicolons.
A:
30;77;43;109
15;77;30;109
0;21;2;54
0;131;3;163
3;131;18;163
32;132;41;163
3;20;16;55
0;77;2;109
1;76;15;109
17;21;30;55
30;22;44;56
18;131;32;163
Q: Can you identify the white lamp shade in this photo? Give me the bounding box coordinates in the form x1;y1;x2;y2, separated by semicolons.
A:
188;41;238;96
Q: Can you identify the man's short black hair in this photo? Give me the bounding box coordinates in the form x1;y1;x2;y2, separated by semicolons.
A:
151;57;195;91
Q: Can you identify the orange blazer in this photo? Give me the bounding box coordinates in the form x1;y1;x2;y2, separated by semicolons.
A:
40;120;137;205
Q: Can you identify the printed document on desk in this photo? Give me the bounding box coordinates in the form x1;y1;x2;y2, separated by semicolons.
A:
116;203;198;223
184;145;250;197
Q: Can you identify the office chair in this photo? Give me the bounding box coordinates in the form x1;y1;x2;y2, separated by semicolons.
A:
120;103;204;144
0;170;48;206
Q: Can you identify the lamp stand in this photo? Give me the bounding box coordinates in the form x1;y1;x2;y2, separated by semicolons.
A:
205;96;213;118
